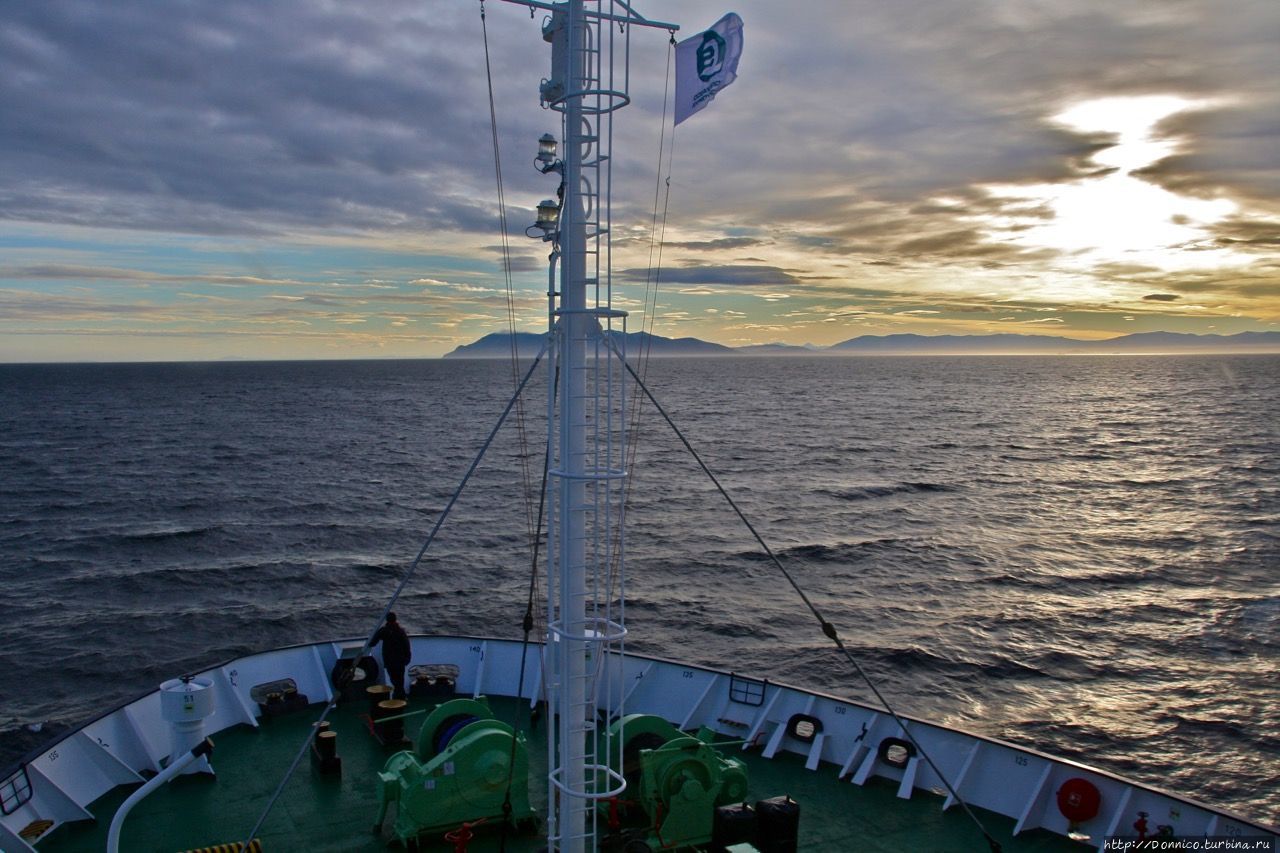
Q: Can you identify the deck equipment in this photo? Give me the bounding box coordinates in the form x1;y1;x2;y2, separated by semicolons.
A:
608;714;749;850
373;697;535;848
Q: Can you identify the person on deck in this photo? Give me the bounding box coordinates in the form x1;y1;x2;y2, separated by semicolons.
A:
372;612;412;700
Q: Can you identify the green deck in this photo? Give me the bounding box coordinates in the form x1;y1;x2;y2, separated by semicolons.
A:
39;695;1088;852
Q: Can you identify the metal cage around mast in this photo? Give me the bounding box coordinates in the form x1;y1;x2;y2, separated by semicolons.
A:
504;1;677;851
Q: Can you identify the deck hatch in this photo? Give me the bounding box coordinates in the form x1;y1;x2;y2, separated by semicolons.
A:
0;764;32;815
729;673;767;706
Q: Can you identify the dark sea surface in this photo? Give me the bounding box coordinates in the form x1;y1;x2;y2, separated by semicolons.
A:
1;355;1277;824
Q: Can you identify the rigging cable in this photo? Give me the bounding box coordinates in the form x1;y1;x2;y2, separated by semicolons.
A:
608;343;1005;853
481;0;539;556
633;32;677;409
236;344;548;853
498;363;558;852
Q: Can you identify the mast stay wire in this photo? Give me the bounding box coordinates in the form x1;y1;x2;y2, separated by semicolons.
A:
632;32;676;424
607;342;1005;853
481;0;539;555
498;362;558;852
237;345;548;853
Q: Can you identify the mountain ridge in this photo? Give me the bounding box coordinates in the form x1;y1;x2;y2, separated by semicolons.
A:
443;330;1280;358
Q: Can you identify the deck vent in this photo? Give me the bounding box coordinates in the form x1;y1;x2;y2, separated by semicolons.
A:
1;765;32;815
160;676;216;775
786;713;823;744
729;673;767;707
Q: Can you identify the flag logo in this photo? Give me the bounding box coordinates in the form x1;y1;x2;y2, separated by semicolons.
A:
696;30;728;82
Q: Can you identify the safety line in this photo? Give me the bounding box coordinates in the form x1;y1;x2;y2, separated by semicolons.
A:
608;343;1004;853
237;344;548;853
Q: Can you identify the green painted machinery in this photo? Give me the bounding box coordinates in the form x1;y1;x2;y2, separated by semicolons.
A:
374;697;535;848
607;714;749;850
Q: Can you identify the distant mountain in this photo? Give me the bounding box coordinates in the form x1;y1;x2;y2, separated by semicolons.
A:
1086;331;1280;351
444;332;545;359
735;343;821;355
615;332;735;357
828;331;1280;354
443;331;735;359
827;333;1074;353
444;330;1280;358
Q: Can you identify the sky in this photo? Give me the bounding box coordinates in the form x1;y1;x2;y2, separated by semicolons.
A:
1;0;1278;361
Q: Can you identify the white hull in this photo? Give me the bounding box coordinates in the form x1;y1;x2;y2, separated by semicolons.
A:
3;635;1275;851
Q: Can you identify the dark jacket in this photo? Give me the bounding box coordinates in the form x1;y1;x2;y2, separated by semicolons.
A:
373;623;411;667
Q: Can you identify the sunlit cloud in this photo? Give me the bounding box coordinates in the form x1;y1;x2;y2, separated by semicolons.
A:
980;95;1240;272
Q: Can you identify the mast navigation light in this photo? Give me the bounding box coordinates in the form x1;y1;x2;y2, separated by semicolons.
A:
535;199;561;233
537;133;559;168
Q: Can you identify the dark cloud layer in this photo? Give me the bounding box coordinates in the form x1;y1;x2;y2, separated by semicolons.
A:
0;1;544;236
619;263;802;286
4;0;1275;248
663;237;766;251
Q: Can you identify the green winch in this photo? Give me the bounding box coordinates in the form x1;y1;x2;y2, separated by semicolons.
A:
607;714;749;850
374;697;535;848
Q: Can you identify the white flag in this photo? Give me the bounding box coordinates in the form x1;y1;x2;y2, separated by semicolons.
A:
674;12;744;126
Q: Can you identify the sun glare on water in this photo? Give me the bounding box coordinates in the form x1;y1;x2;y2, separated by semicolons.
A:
984;95;1238;271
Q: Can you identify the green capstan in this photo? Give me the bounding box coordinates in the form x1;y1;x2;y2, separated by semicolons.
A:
607;714;749;850
374;697;535;848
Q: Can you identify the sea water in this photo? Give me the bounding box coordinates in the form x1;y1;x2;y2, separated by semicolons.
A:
1;354;1276;824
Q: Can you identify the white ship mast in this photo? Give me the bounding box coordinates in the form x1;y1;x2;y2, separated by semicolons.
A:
509;1;678;850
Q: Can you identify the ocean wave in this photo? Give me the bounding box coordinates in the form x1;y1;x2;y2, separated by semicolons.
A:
731;538;908;565
111;524;223;543
815;481;954;502
859;644;1066;681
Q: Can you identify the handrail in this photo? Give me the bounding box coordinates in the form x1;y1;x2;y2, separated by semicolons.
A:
106;738;213;853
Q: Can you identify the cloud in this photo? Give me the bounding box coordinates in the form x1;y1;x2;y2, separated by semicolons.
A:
622;263;802;286
662;237;766;251
480;245;543;274
502;255;544;273
0;263;303;287
1133;99;1280;205
1142;293;1181;302
1211;217;1280;250
2;0;1278;357
0;288;197;322
0;1;542;238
